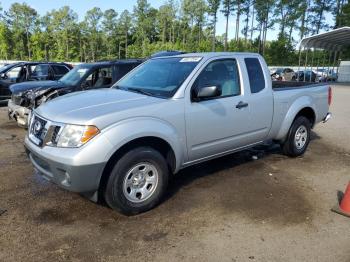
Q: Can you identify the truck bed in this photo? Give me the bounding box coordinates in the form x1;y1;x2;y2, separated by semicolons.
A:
272;81;327;91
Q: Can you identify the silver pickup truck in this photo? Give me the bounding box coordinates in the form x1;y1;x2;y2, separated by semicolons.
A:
24;52;332;215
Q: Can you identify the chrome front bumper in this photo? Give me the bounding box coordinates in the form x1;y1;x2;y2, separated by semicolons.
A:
8;99;31;127
323;112;332;123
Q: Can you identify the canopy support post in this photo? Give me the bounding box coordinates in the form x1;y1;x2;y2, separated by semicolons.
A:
310;48;315;82
304;48;309;82
327;51;332;82
332;50;338;81
297;46;302;82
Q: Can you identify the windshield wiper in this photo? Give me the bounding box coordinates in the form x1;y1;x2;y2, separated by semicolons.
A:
125;87;155;97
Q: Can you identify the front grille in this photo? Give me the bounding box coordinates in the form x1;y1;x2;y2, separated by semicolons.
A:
29;113;63;147
29;115;48;146
50;126;62;145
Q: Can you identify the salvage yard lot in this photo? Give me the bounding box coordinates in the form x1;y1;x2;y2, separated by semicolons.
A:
1;84;350;262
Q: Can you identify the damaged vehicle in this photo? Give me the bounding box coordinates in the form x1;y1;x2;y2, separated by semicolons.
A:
0;62;72;105
8;59;143;127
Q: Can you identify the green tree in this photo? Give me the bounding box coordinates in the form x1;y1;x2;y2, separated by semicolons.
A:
309;0;336;34
254;0;275;54
133;0;152;56
7;3;37;59
0;22;11;60
207;0;221;51
47;6;78;60
157;1;177;43
221;0;234;51
84;7;103;61
102;9;118;58
119;10;132;58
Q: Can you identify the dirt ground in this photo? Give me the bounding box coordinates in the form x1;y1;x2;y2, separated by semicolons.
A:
1;84;350;262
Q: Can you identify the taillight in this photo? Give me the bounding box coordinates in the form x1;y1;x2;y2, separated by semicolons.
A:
328;86;332;106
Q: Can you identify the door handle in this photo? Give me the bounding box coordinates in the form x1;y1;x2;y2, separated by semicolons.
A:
236;101;249;109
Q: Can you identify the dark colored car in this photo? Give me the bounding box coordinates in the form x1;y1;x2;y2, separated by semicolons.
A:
0;62;72;104
295;70;319;82
271;67;296;81
150;50;187;58
8;59;144;126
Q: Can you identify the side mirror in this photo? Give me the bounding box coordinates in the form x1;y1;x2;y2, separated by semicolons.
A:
0;73;7;79
193;85;221;101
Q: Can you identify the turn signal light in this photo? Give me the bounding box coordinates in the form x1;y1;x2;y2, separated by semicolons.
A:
81;126;100;144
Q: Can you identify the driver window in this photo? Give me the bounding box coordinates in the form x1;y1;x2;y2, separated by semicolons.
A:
82;67;113;89
194;59;240;98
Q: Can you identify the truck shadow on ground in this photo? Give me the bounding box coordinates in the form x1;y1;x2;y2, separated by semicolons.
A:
162;140;315;226
29;134;320;228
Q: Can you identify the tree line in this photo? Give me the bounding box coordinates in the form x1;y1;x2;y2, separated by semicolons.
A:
0;0;349;66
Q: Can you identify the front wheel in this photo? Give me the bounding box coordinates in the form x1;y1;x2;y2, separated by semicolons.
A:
282;116;311;157
104;147;169;215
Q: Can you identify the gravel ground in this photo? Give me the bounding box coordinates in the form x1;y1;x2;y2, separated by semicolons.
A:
0;84;350;262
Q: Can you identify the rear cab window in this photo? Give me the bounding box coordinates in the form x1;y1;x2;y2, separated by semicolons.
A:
30;64;49;77
52;65;69;76
245;58;265;93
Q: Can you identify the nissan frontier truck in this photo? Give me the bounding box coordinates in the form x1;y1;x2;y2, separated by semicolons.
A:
24;52;332;215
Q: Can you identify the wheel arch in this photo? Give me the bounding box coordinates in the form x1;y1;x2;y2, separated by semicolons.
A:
98;136;177;200
275;96;317;141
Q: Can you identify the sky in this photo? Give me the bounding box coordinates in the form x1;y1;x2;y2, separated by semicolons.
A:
1;0;335;42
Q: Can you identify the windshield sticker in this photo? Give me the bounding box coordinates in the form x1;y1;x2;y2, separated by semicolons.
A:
180;57;202;63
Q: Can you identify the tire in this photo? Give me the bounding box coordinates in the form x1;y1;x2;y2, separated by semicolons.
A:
104;147;169;215
282;116;311;157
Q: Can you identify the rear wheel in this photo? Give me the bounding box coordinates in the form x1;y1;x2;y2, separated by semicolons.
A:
104;147;169;215
282;116;311;157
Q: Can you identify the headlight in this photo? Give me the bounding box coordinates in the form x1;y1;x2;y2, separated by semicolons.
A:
57;124;100;148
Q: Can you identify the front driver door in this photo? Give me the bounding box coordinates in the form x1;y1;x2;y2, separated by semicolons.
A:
185;58;253;162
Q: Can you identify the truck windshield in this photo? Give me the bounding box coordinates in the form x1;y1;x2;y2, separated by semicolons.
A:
59;65;90;86
114;57;201;98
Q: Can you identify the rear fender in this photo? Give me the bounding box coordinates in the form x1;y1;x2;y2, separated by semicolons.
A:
275;96;316;141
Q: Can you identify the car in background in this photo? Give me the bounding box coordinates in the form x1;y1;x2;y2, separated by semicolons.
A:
317;69;337;82
327;69;338;81
8;59;144;127
295;70;319;82
271;67;296;81
0;62;72;105
315;68;327;78
150;50;186;58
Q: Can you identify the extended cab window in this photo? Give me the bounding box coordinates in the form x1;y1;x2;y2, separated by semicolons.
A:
245;58;265;93
194;59;240;98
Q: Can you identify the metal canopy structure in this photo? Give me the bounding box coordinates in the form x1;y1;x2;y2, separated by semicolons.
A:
297;27;350;82
300;27;350;51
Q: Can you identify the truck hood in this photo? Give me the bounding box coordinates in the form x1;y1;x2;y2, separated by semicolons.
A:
35;89;164;128
10;80;64;95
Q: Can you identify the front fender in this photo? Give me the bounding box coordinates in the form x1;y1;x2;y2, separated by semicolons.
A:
101;117;186;172
275;96;317;141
